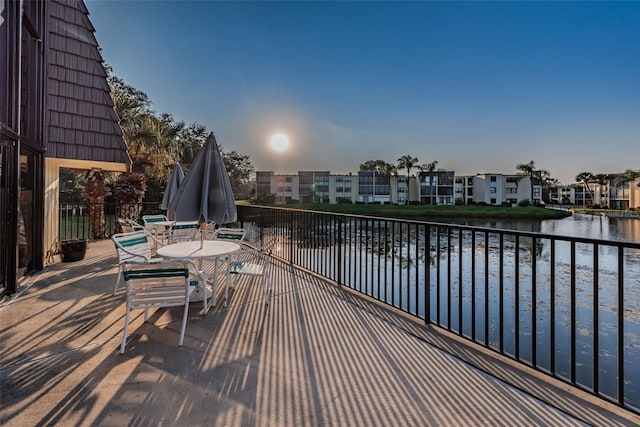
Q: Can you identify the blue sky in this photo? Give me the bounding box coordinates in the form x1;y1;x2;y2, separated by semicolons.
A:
86;1;639;184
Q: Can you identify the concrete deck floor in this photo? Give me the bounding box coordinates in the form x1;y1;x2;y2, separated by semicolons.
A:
1;239;639;426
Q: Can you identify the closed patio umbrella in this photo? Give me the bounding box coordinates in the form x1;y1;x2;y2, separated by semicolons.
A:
167;133;237;226
160;163;184;212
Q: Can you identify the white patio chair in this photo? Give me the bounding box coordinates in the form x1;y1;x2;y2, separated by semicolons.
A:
142;214;170;242
111;230;164;295
169;222;199;243
203;221;217;239
212;227;247;244
117;217;144;233
226;246;272;307
120;260;198;354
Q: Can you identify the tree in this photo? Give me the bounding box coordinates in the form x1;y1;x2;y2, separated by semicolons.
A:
616;169;640;186
417;161;438;173
221;150;254;198
114;172;147;221
516;161;547;205
82;169;110;239
575;171;595;204
592;173;610;207
176;122;209;165
59;168;86;203
109;73;181;180
397;155;418;177
359;160;396;175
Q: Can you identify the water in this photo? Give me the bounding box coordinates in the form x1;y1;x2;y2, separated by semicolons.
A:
451;212;640;244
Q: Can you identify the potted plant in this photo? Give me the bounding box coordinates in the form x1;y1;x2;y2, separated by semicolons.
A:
59;239;88;262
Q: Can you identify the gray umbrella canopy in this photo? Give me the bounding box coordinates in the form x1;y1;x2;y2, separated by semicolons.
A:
167;133;237;224
160;163;184;211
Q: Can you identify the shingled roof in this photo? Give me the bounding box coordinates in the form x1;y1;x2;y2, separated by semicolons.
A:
46;0;131;166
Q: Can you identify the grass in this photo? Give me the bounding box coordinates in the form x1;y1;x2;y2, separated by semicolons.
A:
268;203;572;221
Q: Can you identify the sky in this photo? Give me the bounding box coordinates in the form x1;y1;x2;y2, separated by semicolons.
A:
85;0;640;184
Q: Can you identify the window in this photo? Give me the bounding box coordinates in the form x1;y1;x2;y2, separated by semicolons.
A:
490;187;496;193
344;187;351;193
285;176;292;182
490;176;497;182
455;188;463;193
467;177;473;185
490;198;497;204
336;187;343;192
455;178;463;184
506;188;517;194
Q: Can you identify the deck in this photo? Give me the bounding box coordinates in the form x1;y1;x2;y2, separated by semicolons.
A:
1;240;638;426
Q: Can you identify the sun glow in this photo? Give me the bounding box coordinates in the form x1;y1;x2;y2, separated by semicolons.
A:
269;133;290;152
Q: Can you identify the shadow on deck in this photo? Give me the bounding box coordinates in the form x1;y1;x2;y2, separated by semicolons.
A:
1;240;638;426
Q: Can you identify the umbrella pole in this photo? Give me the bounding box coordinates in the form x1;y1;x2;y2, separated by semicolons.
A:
199;219;206;249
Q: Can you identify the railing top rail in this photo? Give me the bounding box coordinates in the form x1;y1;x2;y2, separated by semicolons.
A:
243;204;640;249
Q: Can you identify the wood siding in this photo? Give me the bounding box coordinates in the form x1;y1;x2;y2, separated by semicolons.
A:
46;0;130;165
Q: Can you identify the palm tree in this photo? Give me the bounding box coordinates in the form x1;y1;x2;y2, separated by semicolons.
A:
592;173;610;207
516;161;546;205
82;169;110;239
418;161;438;173
397;155;418;177
575;172;595;205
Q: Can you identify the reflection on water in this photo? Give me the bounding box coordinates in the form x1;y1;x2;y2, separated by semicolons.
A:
450;213;640;244
542;213;640;243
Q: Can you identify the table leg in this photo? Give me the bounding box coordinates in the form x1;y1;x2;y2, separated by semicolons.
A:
212;257;219;307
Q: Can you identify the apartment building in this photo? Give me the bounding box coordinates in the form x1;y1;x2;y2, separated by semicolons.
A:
256;170;637;209
607;173;639;210
417;171;455;205
459;174;536;206
548;185;575;205
257;171;357;204
547;174;639;209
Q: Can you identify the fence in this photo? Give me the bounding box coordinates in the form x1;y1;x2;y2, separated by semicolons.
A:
58;202;164;241
237;204;640;414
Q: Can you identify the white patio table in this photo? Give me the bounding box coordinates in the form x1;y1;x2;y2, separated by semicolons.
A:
156;240;241;311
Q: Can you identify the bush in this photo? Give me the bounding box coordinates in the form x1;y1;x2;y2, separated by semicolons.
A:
518;199;531;207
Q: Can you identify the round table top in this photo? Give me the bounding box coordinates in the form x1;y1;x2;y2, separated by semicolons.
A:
156;240;241;259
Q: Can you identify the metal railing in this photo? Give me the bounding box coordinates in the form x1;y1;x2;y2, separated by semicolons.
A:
58;202;164;241
238;204;640;414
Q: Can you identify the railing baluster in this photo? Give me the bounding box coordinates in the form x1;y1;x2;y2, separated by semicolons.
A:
471;230;476;342
447;228;452;331
515;234;520;361
425;224;431;324
571;240;576;385
458;228;463;335
532;236;537;368
485;230;490;348
550;238;556;375
437;225;441;326
617;245;624;406
499;232;504;354
593;243;599;396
